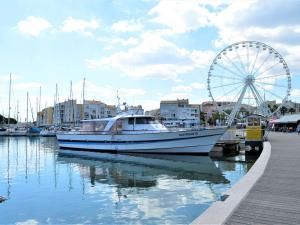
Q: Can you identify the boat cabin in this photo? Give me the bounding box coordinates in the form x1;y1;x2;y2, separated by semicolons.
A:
80;115;168;133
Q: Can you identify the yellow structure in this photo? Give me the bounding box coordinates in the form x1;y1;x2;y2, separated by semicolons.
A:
245;115;264;151
37;107;54;126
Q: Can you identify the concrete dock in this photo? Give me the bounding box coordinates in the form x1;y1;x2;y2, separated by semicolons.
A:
193;132;300;224
225;132;300;224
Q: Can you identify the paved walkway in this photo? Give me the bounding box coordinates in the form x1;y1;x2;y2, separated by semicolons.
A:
225;132;300;224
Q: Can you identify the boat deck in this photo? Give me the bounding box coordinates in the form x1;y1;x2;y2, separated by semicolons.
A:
225;132;300;224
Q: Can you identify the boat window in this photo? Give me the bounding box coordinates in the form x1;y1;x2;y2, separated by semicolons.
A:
135;117;159;124
81;121;95;131
81;121;108;132
95;121;109;131
109;119;123;132
128;118;134;125
116;119;122;130
136;117;147;124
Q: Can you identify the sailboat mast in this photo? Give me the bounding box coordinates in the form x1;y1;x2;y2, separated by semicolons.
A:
39;86;41;113
82;77;85;120
8;73;12;127
26;92;29;125
16;100;19;122
70;80;75;125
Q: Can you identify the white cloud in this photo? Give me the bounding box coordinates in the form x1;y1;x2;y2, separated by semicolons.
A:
87;34;214;80
17;16;52;37
206;0;300;78
142;99;160;110
111;20;143;32
16;219;39;225
0;73;20;81
172;82;205;92
61;17;100;36
291;89;300;97
161;92;191;100
13;82;44;90
119;88;146;97
98;37;139;46
72;80;146;104
148;0;216;34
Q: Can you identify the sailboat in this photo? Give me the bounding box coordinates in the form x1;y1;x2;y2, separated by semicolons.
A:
26;92;41;137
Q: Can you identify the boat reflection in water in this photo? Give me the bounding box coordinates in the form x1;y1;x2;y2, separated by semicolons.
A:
58;150;229;190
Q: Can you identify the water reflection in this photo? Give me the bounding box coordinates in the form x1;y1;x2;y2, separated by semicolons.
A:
0;137;253;224
58;151;229;188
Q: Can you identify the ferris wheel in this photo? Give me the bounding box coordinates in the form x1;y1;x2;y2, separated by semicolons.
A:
207;41;291;126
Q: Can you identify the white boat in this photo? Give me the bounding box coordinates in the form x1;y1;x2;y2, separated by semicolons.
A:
9;127;27;136
0;128;8;136
40;129;57;137
57;114;227;154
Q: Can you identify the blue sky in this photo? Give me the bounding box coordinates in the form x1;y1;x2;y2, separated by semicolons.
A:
0;0;300;121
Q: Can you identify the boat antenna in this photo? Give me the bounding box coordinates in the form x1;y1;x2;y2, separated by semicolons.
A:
82;77;85;104
116;90;121;114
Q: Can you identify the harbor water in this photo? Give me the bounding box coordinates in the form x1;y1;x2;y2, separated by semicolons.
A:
0;137;255;224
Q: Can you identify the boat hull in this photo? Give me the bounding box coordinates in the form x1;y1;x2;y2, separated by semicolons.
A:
57;128;226;154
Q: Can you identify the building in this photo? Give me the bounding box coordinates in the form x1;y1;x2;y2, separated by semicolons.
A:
145;108;160;118
160;99;201;128
123;104;144;115
201;101;234;114
53;99;82;125
36;107;54;126
105;105;117;118
83;100;117;120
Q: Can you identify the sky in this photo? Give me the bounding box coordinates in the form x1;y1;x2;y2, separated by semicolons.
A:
0;0;300;121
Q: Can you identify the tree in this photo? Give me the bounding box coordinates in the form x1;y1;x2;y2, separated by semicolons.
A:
280;106;288;116
0;114;17;125
288;108;296;114
272;104;278;113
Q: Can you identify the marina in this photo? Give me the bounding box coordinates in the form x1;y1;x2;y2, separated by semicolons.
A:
1;1;300;224
0;136;254;224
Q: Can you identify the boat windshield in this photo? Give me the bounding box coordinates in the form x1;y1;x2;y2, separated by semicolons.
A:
81;120;109;132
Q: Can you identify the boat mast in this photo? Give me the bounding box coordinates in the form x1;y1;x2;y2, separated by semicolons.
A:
54;83;58;126
16;100;19;122
39;86;41;125
70;80;75;126
8;73;12;128
82;77;85;120
26;92;29;125
36;97;38;125
82;77;85;104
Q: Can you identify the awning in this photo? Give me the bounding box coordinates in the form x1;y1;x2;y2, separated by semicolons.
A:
272;114;300;124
